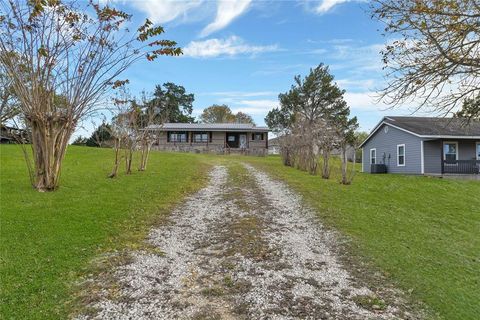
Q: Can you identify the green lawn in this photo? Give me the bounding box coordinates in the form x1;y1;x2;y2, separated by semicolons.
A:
243;155;480;320
1;148;479;319
0;145;209;319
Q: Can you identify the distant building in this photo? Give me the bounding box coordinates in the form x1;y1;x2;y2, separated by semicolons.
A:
361;116;480;175
145;123;270;156
0;125;28;144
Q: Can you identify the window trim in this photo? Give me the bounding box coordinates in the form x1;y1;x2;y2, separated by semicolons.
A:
397;144;406;167
254;133;264;141
476;142;480;160
168;131;188;143
443;141;458;162
193;131;209;143
370;148;376;165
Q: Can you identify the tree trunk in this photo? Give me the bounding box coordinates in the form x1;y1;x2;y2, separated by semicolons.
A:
109;138;121;178
321;149;330;179
28;117;73;191
138;141;151;171
125;146;133;174
340;145;348;185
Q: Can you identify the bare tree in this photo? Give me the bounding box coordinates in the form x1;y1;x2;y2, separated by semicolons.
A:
372;0;480;117
0;0;181;191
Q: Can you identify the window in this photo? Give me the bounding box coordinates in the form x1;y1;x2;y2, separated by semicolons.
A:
477;142;480;160
397;144;405;166
168;131;187;143
443;141;458;162
370;148;376;164
254;133;264;141
193;132;208;143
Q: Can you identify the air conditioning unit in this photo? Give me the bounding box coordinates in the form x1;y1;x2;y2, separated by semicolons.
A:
371;164;387;174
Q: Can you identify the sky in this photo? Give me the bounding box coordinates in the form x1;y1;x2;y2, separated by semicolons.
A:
77;0;432;138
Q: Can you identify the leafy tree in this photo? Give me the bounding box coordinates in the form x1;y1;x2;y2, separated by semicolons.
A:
147;83;195;123
0;0;181;191
199;104;236;123
234;111;255;125
199;104;255;124
86;123;114;147
0;69;20;124
71;136;88;146
371;0;480;118
455;96;480;121
271;64;349;177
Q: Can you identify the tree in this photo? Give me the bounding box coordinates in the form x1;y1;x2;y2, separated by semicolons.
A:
371;0;480;118
0;70;20;124
71;136;88;146
354;131;369;161
235;111;255;125
455;96;480;121
279;64;348;177
199;104;255;124
147;83;195;123
0;0;181;191
337;117;359;185
86;123;114;147
199;104;235;123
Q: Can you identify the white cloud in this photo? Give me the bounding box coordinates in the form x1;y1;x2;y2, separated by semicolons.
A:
110;0;204;24
200;0;252;37
231;99;279;115
314;0;366;14
182;36;278;58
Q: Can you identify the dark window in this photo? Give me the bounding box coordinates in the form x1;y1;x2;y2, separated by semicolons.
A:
254;133;264;141
193;132;209;143
168;131;187;143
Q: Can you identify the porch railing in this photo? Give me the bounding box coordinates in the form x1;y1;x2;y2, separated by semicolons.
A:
442;160;480;174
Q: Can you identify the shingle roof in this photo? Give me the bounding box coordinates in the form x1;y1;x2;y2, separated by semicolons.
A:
384;116;480;136
145;123;269;132
359;116;480;148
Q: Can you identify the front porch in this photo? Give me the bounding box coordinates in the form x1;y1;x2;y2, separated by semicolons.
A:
424;139;480;175
442;160;480;174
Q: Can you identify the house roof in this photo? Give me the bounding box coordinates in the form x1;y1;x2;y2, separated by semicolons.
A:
145;123;269;132
360;116;480;147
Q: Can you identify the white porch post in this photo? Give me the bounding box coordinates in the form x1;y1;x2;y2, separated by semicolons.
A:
420;140;425;174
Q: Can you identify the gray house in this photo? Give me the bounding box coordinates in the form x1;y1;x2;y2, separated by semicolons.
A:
360;117;480;175
146;123;269;155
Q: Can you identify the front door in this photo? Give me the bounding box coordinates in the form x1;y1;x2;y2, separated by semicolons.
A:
239;134;247;149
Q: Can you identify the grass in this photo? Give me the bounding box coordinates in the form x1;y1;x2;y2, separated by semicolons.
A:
0;145;210;319
1;148;479;319
242;155;480;320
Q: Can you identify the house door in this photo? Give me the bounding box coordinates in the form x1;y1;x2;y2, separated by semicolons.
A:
239;134;247;149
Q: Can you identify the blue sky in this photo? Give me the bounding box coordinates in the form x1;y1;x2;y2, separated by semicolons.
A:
78;0;426;137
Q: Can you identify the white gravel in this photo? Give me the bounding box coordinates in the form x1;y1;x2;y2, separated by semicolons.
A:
78;164;420;320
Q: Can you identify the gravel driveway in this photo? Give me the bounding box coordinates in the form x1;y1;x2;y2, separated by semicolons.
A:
78;164;422;319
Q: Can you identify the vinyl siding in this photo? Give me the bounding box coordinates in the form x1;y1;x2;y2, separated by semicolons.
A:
423;139;478;173
423;140;442;174
362;124;422;174
154;131;267;151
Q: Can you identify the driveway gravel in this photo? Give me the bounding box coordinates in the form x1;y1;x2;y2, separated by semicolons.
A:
78;164;422;320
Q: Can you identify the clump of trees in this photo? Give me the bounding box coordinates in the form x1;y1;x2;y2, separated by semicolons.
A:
199;104;255;124
79;81;196;178
0;0;181;191
371;0;480;120
266;64;358;184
